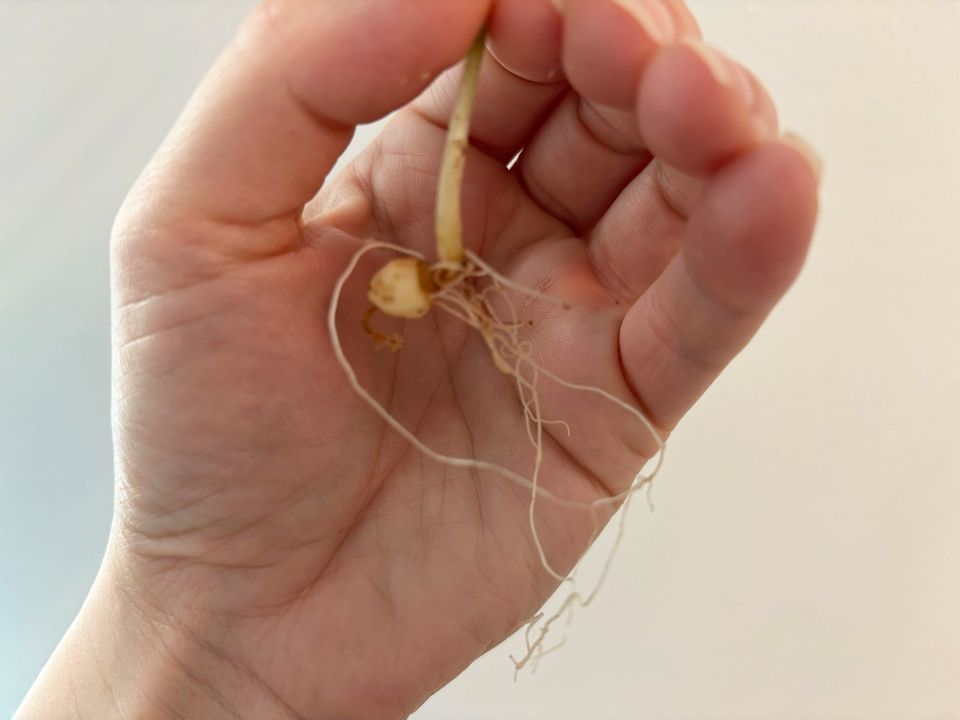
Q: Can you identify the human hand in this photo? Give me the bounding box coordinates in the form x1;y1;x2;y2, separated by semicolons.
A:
19;1;818;718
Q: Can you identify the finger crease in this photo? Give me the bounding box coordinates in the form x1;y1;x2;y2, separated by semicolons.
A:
653;162;692;220
575;98;645;156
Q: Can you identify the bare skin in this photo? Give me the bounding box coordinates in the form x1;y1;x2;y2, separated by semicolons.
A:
18;0;819;718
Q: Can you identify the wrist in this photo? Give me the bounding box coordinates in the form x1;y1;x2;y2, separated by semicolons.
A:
16;544;297;720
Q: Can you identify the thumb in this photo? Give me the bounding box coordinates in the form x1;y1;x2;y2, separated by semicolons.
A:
119;0;490;243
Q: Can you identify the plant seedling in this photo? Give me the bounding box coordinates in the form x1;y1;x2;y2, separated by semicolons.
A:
328;30;665;674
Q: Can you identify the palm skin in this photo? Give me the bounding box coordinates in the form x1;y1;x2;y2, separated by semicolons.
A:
112;108;656;719
74;1;821;719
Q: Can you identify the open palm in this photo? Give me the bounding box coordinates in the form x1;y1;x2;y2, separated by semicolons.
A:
107;1;819;718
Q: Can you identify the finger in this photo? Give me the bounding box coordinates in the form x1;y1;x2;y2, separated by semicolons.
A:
119;0;491;242
586;48;779;300
412;0;567;162
638;38;779;176
619;138;821;430
586;160;702;302
512;0;699;232
562;0;697;110
513;94;651;233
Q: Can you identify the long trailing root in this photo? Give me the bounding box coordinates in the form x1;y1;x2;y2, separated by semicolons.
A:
509;487;642;676
430;254;662;674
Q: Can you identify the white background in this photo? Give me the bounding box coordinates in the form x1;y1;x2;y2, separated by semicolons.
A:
1;1;958;717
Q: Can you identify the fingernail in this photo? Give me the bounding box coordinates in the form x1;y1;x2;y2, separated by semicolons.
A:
680;37;755;110
611;0;675;46
782;131;823;180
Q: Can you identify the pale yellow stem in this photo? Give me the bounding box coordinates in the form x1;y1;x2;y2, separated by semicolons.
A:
435;30;486;263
